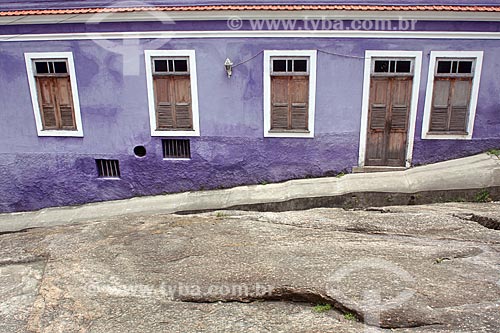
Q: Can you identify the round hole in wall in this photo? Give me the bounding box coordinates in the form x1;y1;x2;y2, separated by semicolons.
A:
134;145;147;158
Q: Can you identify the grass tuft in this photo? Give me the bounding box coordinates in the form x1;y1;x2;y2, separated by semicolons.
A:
312;304;332;313
343;312;357;321
486;149;500;157
474;189;491;203
215;211;227;218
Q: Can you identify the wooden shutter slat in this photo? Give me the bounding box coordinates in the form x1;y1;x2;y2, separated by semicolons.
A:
430;107;449;131
174;104;192;129
59;105;74;128
273;103;288;107
41;105;57;128
157;102;174;129
271;105;289;129
291;104;308;130
370;105;387;130
391;105;408;130
449;106;468;132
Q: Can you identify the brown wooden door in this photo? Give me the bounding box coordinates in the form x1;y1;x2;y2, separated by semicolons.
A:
365;77;412;167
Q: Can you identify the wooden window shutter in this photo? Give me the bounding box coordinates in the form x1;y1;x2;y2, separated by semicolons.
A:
290;76;309;130
54;77;76;129
430;78;472;133
430;79;451;132
172;75;193;130
449;79;472;132
36;77;58;129
153;75;193;130
270;76;309;131
270;76;289;130
154;77;174;129
36;74;76;131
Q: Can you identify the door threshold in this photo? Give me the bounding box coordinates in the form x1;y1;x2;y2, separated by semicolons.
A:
352;166;408;173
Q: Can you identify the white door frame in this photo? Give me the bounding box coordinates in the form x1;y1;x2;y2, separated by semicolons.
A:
358;50;423;168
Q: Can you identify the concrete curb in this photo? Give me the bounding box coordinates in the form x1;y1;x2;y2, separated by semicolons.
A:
1;153;499;232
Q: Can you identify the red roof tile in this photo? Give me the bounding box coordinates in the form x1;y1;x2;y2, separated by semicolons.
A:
0;4;499;16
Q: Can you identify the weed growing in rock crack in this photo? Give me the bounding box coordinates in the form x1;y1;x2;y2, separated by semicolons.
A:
260;181;268;185
434;257;451;264
474;189;491;203
486;148;500;157
215;211;227;218
343;313;356;321
312;304;332;313
336;172;346;178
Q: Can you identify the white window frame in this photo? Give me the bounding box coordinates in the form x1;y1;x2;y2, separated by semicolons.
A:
145;50;200;137
263;50;317;138
421;51;484;140
25;52;83;137
358;50;423;168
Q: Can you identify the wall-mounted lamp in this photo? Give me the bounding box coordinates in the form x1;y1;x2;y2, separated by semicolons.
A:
224;58;233;78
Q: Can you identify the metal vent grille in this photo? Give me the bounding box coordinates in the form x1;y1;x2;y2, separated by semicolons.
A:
96;159;121;178
162;139;191;159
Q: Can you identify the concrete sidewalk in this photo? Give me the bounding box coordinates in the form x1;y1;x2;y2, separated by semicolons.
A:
1;153;499;232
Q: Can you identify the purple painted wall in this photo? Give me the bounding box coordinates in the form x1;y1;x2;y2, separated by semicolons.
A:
1;20;500;212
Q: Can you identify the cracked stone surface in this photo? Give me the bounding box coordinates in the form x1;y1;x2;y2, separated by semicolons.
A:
0;202;499;332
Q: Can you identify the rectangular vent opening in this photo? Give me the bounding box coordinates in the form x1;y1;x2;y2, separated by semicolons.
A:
162;139;191;159
96;159;121;178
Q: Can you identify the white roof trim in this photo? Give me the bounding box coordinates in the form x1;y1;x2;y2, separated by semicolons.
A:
2;30;500;42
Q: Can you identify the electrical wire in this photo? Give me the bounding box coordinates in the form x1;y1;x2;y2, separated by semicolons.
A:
317;49;366;60
230;48;366;68
232;50;264;68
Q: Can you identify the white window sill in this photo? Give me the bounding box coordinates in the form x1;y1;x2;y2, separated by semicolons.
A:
151;129;199;137
37;129;83;137
163;158;191;161
422;132;472;140
264;130;314;138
